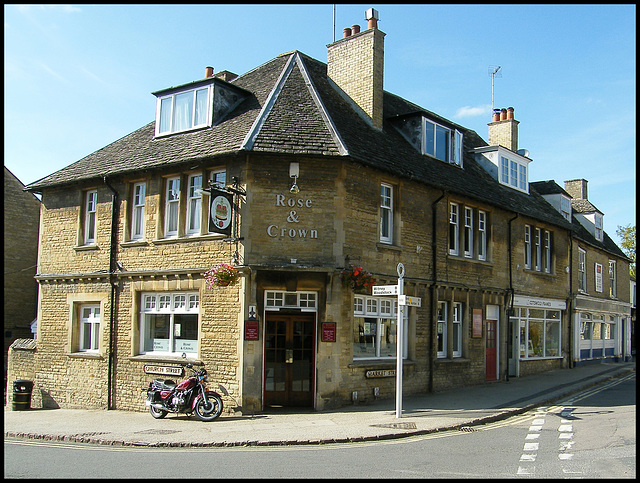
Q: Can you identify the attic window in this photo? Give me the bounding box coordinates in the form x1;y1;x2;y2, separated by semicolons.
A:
155;85;212;136
395;115;463;167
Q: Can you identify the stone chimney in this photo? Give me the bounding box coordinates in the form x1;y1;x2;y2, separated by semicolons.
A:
327;8;385;129
564;179;588;200
488;106;519;152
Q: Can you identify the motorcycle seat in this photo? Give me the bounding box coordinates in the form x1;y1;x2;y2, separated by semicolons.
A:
152;379;177;390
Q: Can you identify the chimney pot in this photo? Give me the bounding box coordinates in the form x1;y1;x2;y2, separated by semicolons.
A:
343;27;352;38
351;24;361;34
366;7;379;29
500;108;507;121
507;107;514;119
205;66;214;78
492;109;501;122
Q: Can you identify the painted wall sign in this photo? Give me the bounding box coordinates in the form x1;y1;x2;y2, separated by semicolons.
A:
143;365;184;376
321;322;336;342
245;320;259;340
472;308;483;337
365;369;396;378
512;295;566;310
209;188;233;235
266;193;319;239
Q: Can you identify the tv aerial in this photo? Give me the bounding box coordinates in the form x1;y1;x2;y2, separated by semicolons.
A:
489;65;502;111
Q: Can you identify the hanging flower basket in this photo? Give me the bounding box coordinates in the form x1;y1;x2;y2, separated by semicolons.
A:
340;264;375;292
204;263;239;288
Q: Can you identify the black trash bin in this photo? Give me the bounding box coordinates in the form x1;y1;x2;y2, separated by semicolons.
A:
12;380;33;411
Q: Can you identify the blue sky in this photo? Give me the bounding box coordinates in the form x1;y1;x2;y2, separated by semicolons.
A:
4;4;636;246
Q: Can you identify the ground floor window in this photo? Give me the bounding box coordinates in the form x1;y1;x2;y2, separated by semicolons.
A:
579;312;616;359
353;295;407;360
437;301;464;358
79;304;100;352
139;292;199;356
513;307;561;358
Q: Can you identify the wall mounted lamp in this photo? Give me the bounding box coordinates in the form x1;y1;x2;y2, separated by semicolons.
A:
289;162;300;193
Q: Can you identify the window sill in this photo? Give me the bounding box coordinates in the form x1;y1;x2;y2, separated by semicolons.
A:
129;354;203;365
447;255;491;265
348;359;413;369
73;244;99;252
121;240;148;248
67;352;104;359
435;357;469;364
376;242;402;252
152;233;227;245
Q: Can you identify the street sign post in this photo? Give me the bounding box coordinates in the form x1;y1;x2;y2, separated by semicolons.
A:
396;263;405;419
372;284;398;296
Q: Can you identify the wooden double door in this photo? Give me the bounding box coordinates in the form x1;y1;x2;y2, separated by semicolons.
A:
264;314;315;407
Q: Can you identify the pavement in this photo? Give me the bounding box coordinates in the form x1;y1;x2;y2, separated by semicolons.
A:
4;361;635;448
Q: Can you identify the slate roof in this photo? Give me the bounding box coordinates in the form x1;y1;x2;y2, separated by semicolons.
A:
530;180;627;260
25;51;571;231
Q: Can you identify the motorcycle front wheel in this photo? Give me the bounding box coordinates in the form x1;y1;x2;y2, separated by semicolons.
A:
194;394;223;421
149;405;168;419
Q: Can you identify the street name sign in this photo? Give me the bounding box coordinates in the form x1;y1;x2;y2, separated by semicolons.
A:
398;295;422;307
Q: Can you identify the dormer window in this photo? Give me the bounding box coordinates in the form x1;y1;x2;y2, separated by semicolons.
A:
594;213;603;242
153;76;248;138
394;115;463;167
560;196;572;221
474;146;531;194
156;85;212;136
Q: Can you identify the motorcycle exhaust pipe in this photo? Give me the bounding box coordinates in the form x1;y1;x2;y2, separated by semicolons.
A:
150;403;178;413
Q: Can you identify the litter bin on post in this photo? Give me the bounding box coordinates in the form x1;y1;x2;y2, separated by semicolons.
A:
12;380;33;411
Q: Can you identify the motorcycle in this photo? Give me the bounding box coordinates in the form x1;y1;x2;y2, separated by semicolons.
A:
143;363;223;421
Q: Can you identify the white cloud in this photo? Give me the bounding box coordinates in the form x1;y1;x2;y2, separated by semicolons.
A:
454;105;491;119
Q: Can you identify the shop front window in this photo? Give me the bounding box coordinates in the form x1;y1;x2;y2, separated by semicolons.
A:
515;307;562;359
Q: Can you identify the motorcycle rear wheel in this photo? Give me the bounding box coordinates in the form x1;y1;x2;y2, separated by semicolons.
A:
150;405;168;419
194;394;223;421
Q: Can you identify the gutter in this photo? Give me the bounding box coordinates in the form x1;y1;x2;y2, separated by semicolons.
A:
506;212;519;381
429;190;446;393
103;176;119;410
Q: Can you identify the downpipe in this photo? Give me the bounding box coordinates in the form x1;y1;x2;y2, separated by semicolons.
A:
104;176;119;410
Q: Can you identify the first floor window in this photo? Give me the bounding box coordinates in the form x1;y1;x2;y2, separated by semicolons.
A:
609;260;617;298
84;189;97;244
131;182;145;240
478;211;487;261
353;295;407;360
186;174;202;235
140;292;199;356
449;203;459;255
380;183;393;244
595;263;603;293
164;177;180;237
513;308;561;358
578;248;587;292
79;304;100;352
464;207;473;258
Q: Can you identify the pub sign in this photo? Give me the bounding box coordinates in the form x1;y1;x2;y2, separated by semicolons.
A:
209;188;233;236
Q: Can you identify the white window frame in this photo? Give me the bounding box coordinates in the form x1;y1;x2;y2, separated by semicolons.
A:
186;174;202;235
478;210;487;261
578;248;587;292
353;295;407;360
609;260;617;298
524;225;532;269
449;203;459;256
79;304;100;352
380;183;394;244
155;85;212;136
437;301;448;358
131;182;145;240
84;189;97;245
500;156;509;184
534;228;542;271
464;207;473;258
139;292;199;357
498;153;529;193
453;302;463;358
560;196;572;222
164;177;180;237
594;213;603;242
543;230;551;273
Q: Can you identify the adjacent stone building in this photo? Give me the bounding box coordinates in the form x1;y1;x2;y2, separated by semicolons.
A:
8;9;630;413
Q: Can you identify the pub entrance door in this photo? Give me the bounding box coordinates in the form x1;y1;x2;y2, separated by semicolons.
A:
264;313;315;408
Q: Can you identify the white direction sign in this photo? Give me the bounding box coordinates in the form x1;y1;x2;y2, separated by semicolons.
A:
372;285;398;296
398;295;422;307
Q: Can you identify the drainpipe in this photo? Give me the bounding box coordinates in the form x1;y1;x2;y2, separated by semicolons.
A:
567;230;574;368
104;176;119;410
429;190;446;393
506;212;519;381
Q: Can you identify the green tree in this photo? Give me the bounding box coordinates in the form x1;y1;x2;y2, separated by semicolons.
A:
616;224;636;279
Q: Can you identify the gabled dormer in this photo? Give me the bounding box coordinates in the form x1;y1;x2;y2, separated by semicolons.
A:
152;67;249;137
474;107;531;194
564;178;604;242
392;112;463;167
530;180;573;221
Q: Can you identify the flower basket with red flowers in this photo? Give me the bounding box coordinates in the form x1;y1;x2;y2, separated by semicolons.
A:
204;263;239;288
340;264;376;292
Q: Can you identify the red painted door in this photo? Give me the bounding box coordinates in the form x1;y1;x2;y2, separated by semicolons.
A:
486;319;497;380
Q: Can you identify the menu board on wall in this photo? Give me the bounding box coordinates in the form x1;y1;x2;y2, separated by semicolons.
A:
472;308;483;338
